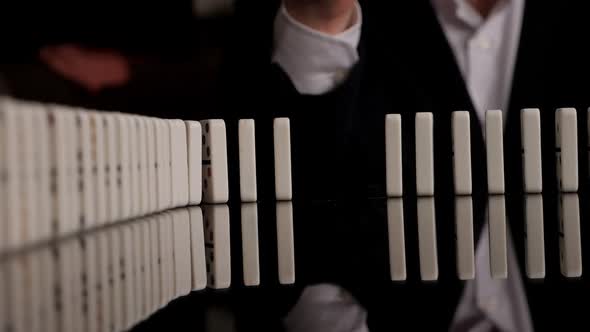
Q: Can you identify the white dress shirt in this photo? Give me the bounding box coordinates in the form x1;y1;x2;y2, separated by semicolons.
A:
272;2;362;95
274;1;534;331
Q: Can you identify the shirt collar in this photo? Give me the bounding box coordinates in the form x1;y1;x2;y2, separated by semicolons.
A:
432;0;512;30
455;0;484;28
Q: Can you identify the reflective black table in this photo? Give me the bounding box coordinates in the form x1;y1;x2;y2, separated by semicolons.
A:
2;190;588;332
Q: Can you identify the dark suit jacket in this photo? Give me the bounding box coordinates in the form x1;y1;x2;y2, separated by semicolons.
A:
224;0;590;331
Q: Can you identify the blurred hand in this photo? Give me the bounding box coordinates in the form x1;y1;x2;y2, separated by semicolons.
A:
39;44;131;94
284;0;357;35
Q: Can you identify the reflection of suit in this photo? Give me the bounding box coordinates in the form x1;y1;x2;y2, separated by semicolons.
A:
227;1;590;331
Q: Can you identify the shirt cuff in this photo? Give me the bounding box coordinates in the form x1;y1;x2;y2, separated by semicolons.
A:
272;1;362;95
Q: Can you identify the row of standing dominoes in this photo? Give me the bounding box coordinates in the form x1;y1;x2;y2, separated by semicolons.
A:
232;118;293;202
0;98;196;251
166;117;293;203
385;108;583;197
386;193;581;282
0;96;294;252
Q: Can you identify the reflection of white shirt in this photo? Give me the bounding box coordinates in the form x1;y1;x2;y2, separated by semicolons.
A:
275;1;533;331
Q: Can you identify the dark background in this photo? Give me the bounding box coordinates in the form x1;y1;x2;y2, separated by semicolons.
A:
0;0;277;119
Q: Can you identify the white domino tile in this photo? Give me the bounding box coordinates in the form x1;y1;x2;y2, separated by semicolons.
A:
67;110;81;235
146;118;158;213
0;100;5;252
386;198;406;281
170;119;190;207
16;106;36;246
485;110;505;194
155;121;164;211
273;118;293;200
239;119;258;202
521;109;543;193
455;196;475;280
241;203;260;286
33;106;52;242
129;116;140;217
51;107;68;233
14;103;37;247
0;100;19;250
0;101;5;253
50;108;75;236
524;194;545;279
186;121;203;205
172;209;193;297
201;120;229;203
0;102;7;250
156;120;166;210
203;205;231;289
452;111;472;195
118;115;131;220
558;194;582;277
22;107;40;245
417;197;438;281
78;111;96;230
90;112;107;226
104;113;120;224
157;120;172;210
415;113;434;196
276;201;295;284
139;118;150;215
488;196;507;278
189;207;207;291
201;120;229;204
22;104;47;246
556;108;578;192
163;122;173;210
385;114;403;197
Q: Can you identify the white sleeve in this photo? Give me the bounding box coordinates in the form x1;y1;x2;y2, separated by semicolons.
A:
272;2;362;95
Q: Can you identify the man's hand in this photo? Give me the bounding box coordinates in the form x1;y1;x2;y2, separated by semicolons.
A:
39;44;131;94
284;0;357;35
